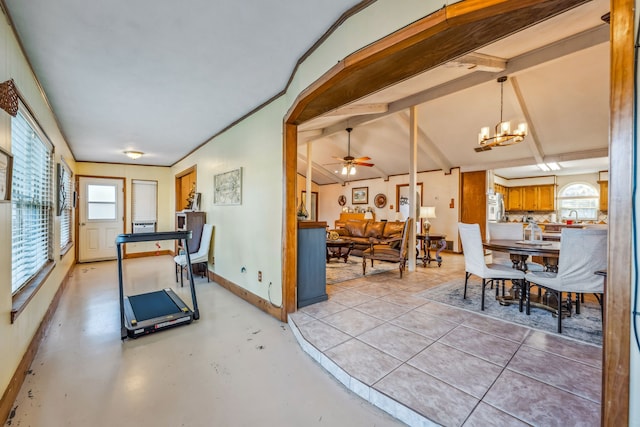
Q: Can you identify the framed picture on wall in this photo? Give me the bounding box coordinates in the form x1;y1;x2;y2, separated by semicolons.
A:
301;191;318;221
214;168;242;205
0;146;13;202
352;187;368;204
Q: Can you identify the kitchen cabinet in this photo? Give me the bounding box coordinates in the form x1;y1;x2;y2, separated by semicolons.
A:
534;185;555;211
507;187;523;210
599;181;608;211
506;185;555;211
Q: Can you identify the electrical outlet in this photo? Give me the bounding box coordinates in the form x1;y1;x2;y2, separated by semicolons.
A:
258;271;262;282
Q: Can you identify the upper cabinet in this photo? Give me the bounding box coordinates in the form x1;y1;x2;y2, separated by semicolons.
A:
507;187;524;210
506;184;555;211
598;181;608;212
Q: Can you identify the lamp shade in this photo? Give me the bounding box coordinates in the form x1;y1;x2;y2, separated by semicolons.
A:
363;211;373;220
419;206;436;219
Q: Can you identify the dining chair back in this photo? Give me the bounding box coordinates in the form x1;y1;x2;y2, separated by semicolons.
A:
175;223;214;286
458;222;525;310
524;227;607;332
553;227;607;293
488;222;544;272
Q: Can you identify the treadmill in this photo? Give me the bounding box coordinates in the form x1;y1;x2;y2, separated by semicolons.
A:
116;231;200;340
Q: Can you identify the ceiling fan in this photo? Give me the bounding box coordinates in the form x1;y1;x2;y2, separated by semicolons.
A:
333;127;374;175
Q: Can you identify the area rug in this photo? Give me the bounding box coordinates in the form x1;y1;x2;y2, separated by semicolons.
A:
418;278;603;346
326;256;397;285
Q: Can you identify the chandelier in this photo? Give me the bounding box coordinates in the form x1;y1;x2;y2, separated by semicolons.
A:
477;76;527;150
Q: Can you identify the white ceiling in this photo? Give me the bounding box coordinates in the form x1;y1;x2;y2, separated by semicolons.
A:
3;0;611;180
3;0;364;166
297;0;611;183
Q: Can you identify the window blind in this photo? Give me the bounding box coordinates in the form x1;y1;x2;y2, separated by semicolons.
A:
11;110;53;293
132;180;157;222
59;161;72;250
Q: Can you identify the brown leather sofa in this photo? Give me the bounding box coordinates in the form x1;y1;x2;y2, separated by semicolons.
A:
333;220;406;256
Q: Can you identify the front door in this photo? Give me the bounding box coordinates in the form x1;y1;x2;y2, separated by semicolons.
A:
78;177;124;262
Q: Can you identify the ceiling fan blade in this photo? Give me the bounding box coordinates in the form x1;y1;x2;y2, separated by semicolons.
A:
353;161;374;167
352;156;371;162
333;156;347;162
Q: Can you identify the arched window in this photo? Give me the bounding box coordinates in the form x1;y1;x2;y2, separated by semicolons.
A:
557;182;599;221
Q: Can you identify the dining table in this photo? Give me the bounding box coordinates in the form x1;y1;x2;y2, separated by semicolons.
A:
482;239;561;313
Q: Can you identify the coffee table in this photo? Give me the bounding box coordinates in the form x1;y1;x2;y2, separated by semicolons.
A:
326;239;353;263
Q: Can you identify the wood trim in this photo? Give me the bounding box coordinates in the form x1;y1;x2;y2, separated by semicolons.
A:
11;261;55;323
210;272;282;319
175;165;197;211
285;0;589;124
282;123;298;321
602;0;633;424
1;263;74;424
123;250;172;259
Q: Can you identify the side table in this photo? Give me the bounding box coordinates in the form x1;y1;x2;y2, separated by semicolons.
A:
416;234;446;267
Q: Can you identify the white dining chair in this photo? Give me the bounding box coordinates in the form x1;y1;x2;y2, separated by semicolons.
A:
175;223;214;287
487;222;544;272
524;227;607;333
458;223;526;311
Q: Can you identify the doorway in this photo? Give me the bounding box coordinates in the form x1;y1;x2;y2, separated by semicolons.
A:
77;176;125;262
175;165;197;211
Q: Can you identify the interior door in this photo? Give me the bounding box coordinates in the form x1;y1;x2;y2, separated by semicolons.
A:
78;177;124;262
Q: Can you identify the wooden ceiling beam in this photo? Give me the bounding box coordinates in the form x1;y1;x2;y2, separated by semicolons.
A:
286;0;591;125
509;75;545;164
310;23;609;139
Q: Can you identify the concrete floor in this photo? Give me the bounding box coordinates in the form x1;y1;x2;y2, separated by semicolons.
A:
6;256;405;427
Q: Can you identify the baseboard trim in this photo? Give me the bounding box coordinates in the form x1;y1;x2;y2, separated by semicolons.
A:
124;250;172;259
210;272;283;320
1;263;74;425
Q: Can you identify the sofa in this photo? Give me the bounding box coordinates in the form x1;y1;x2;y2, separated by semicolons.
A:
332;220;406;256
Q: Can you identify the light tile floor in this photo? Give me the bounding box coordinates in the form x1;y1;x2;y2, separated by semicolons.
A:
289;254;602;427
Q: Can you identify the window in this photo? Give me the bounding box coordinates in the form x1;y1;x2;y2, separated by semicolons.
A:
557;182;599;221
132;179;157;223
58;161;73;251
11;110;53;293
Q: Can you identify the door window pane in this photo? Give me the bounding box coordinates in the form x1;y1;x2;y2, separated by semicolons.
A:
87;184;117;220
88;184;116;202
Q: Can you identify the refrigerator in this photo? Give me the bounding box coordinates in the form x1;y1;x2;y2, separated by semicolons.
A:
487;193;505;223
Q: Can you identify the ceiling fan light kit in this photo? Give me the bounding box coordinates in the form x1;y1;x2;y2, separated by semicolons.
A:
336;127;374;176
477;76;527;150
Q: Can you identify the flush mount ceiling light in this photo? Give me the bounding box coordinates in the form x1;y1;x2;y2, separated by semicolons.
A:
124;150;144;160
476;76;528;152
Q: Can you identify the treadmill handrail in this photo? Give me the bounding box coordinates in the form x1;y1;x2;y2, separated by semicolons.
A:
116;230;192;244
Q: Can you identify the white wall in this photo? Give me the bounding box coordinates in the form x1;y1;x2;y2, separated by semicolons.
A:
0;10;76;394
318;169;461;251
